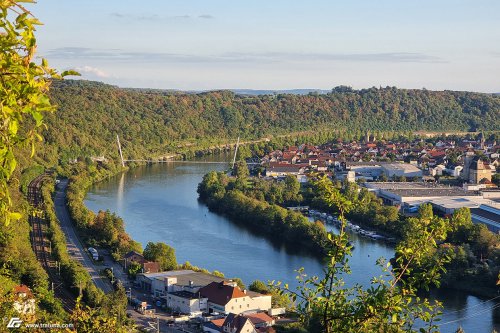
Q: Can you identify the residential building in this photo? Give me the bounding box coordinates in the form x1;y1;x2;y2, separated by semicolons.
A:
200;281;272;315
244;312;275;329
123;251;160;274
203;318;226;333
221;313;257;333
13;285;36;315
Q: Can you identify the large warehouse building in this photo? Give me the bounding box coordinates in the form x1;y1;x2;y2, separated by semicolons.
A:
364;182;500;232
381;163;423;178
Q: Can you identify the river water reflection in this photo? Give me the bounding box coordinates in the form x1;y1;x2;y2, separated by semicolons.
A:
85;157;500;332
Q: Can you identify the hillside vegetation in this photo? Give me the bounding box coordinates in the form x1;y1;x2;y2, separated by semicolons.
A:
40;80;500;164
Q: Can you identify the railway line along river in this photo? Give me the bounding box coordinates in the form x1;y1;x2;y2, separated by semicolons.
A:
85;156;500;333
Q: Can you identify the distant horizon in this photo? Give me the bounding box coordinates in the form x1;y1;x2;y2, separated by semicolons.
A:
63;78;498;95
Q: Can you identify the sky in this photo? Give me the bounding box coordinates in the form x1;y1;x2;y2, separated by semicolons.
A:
27;0;500;92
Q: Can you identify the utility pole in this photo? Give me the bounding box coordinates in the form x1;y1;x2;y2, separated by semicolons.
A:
232;136;240;170
117;134;125;167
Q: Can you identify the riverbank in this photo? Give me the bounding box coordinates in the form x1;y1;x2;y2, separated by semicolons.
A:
198;170;500;304
198;171;330;257
83;159;500;332
308;207;500;300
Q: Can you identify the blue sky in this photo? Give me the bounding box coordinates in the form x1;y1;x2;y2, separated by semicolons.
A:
28;0;500;92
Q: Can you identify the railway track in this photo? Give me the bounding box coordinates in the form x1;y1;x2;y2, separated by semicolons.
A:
28;174;76;311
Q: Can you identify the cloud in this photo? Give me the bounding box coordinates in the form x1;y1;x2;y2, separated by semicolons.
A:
75;65;110;78
109;13;213;21
110;12;125;18
45;47;445;64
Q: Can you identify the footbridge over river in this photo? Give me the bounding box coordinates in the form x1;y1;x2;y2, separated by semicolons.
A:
116;135;260;168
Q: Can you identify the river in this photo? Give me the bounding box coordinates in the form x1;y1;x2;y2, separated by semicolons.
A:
85;156;500;333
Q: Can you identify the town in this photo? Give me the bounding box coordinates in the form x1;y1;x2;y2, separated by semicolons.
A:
260;133;499;232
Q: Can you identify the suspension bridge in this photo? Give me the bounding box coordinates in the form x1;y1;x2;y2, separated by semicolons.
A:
116;135;259;168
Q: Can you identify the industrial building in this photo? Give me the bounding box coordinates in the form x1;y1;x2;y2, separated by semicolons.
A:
136;270;226;298
364;182;500;232
381;163;423;179
363;182;478;207
470;204;500;233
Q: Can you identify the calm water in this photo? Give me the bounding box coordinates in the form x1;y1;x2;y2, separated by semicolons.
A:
85;156;500;333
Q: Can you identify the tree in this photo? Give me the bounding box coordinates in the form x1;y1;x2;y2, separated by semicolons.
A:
70;297;128;333
143;242;177;271
418;203;434;222
273;175;449;333
249;280;269;294
250;279;291;308
492;173;500;187
234;160;249;179
0;1;77;225
231;277;246;291
284;175;302;203
127;261;142;278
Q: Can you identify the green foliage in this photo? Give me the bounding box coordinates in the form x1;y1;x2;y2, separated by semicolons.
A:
69;297;129;333
307;178;403;238
0;1;76;225
234;160;250;179
126;261;142;278
19;165;44;194
143;241;177;271
38;80;500;169
249;279;291;308
273;177;449;333
198;172;329;256
231;277;246;291
212;270;225;277
64;162;142;260
493;174;500;187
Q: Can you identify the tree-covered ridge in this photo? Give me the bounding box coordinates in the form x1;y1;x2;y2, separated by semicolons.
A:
42;80;499;164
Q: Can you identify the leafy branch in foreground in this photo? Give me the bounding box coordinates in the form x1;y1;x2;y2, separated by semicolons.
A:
272;176;451;333
0;0;78;225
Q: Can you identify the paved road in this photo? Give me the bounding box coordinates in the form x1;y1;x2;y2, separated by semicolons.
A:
54;179;113;293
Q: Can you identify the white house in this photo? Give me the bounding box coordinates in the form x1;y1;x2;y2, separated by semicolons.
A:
199;281;272;315
221;313;257;333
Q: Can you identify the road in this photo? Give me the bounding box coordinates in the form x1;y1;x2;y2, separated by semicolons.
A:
53;179;113;293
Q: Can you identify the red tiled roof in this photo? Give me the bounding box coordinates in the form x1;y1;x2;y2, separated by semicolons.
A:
211;318;225;328
427;150;446;158
14;285;33;298
200;282;246;306
223;314;255;333
244;312;274;325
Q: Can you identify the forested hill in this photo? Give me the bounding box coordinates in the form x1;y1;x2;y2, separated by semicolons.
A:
42;80;499;163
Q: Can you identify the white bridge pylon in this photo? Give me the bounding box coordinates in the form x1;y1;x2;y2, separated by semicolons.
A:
116;135;255;166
